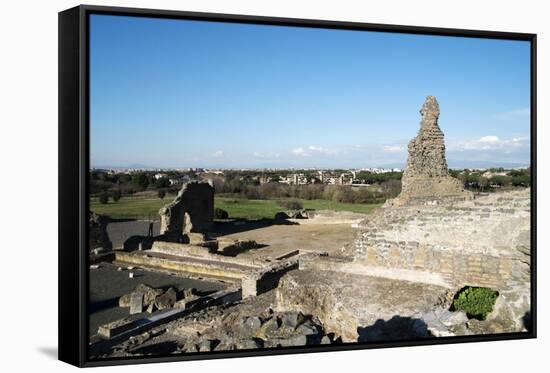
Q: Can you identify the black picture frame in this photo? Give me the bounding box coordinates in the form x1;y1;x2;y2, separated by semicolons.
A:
58;4;537;368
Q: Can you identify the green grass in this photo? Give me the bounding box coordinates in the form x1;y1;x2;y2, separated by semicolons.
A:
90;196;382;220
215;198;282;219
90;197;166;220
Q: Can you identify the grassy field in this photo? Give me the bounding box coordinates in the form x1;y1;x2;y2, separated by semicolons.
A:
90;196;381;220
90;197;166;220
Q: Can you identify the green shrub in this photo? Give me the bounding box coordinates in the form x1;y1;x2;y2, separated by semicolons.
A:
215;208;229;219
155;177;170;188
158;190;166;199
452;287;498;320
98;191;109;204
111;189;121;202
132;172;150;190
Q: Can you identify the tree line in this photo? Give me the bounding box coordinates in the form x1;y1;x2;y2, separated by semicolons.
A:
213;179;401;204
91;167;530;205
449;168;531;191
91;170;181;204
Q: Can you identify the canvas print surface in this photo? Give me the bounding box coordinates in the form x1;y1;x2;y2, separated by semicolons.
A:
87;14;532;359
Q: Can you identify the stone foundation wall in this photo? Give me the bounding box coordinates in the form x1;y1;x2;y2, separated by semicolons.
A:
353;189;531;291
354;242;522;289
114;251;251;281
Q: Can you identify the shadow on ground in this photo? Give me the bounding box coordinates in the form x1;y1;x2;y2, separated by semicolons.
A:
357;316;432;342
522;311;532;332
106;217;303;250
89;296;120;314
214;219;273;236
37;346;58;360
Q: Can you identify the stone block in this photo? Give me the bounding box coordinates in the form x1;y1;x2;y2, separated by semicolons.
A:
242;275;258;298
154;288;177;310
239;317;262;338
129;292;143;315
185;232;206;244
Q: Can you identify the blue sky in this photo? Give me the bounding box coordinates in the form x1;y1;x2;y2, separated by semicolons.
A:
90;14;531;169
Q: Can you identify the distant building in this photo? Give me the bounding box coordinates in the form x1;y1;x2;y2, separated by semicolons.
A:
278;174;308;185
360;167;401;174
169;175;191;186
482;171;507;179
259;175;272;184
338;173;354;185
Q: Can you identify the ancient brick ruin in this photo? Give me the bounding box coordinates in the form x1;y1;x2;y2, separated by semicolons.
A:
89;211;111;251
353;189;530;290
158;181;214;241
276;96;531;339
387;96;473;206
278;188;531;339
89;96;531;356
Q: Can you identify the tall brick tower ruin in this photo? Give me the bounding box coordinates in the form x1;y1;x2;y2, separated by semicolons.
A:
386;96;473;206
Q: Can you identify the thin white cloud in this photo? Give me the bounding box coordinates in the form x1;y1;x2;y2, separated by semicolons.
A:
291;147;312;157
307;145;332;154
211;150;224;157
382;145;405;153
479;135;500;143
495;107;530;119
449;135;529;151
290;145;335;157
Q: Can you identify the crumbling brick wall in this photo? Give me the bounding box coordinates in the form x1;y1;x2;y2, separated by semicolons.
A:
159;181;214;240
386;96;472;206
354;189;530;290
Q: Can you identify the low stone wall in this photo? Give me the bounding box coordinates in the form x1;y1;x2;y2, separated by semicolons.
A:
114;251;253;281
149;241;263;268
354;242;521;289
352;189;530;291
115;249;302;296
151;236;259;256
151;241;213;258
242;257;300;298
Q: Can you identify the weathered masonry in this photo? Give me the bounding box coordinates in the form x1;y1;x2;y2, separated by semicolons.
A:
386;96;473;207
159;181;214;240
354;189;530;290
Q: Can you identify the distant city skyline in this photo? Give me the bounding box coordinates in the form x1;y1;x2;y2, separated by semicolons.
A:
90;15;531;169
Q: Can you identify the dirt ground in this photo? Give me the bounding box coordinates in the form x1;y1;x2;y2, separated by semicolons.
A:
222;221;360;259
106;220;160;249
105;210;367;259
